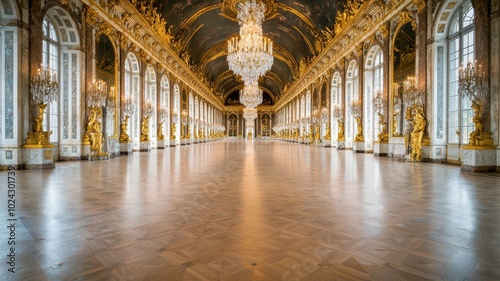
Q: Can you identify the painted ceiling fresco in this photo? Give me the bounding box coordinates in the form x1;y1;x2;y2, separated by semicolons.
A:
152;0;346;103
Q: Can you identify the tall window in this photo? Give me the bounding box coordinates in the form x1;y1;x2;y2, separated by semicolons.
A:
228;114;238;137
448;1;474;144
42;17;59;142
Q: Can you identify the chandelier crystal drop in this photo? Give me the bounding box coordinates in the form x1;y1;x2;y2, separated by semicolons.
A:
227;0;273;85
243;107;258;126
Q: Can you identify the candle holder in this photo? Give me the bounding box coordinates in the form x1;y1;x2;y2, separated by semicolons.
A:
84;79;108;156
140;100;155;141
157;107;168;141
458;61;490;146
350;100;363;141
25;66;58;147
119;96;134;142
333;105;344;141
372;90;386;141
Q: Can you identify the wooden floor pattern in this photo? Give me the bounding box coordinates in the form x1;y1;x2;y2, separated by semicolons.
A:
1;140;500;280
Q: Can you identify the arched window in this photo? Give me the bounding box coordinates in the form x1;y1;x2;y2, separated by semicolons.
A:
42;17;59;142
364;47;383;145
346;60;359;146
125;53;140;145
448;1;474;144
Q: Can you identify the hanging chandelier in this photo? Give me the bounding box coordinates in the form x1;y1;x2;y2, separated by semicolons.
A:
240;81;263;109
243;107;258;127
227;0;273;84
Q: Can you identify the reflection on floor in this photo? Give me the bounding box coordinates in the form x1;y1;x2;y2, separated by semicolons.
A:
1;140;499;280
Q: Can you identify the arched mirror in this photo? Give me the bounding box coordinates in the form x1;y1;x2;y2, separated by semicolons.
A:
95;34;117;145
391;21;416;138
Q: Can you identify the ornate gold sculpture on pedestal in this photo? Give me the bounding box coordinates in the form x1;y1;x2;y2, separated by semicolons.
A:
333;106;345;141
315;123;320;142
308;124;314;144
140;101;154;142
25;67;58;148
373;91;387;141
84;79;110;157
458;61;493;147
170;122;176;140
157;107;167;141
410;105;426;162
324;122;331;140
119;97;134;142
350;100;364;141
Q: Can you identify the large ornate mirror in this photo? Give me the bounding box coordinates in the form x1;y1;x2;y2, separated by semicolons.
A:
95;33;117;141
391;21;416;138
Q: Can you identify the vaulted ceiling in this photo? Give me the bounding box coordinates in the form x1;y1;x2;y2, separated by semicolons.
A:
152;0;346;105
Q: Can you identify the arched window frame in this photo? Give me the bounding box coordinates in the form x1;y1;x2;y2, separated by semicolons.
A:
42;17;59;142
447;1;475;145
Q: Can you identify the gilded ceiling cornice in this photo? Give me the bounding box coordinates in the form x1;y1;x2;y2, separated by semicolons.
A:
274;0;415;111
81;0;225;111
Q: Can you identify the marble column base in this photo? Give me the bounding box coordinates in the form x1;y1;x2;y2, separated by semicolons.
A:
157;140;166;149
461;146;497;172
89;154;109;161
180;139;187;146
139;141;151;152
22;147;55;169
337;141;345;150
169;140;176;147
82;144;90;160
353;141;365;153
120;142;133;155
373;141;388;157
388;138;406;158
323;140;331;147
303;139;310;145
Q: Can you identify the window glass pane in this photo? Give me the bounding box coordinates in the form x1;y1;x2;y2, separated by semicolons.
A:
449;13;460;35
462;3;474;28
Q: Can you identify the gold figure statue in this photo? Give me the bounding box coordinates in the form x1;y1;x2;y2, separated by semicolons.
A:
157;121;164;140
170;123;176;140
180;123;185;139
140;116;150;141
376;113;387;141
410;105;426;162
469;100;484;146
308;124;314;144
84;107;106;156
119;115;131;142
337;119;345;141
315;124;320;142
354;116;364;141
324;122;331;141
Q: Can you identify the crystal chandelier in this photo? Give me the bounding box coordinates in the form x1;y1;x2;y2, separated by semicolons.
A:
227;0;273;84
240;81;263;109
87;79;108;108
243;107;258;127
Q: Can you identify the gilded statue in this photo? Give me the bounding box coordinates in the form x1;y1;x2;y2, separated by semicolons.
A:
469;101;484;146
337;119;345;141
315;124;320;142
410;105;426;162
119;115;131;142
157;122;164;140
324;122;331;140
354;116;364;141
140;116;149;142
308;124;314;144
170;123;176;140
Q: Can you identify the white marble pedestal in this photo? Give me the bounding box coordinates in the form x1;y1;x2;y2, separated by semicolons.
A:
157;140;165;149
337;141;345;150
82;144;90;160
139;141;151;152
169;140;176;147
461;146;497;172
323;140;331;147
374;141;388;157
22;147;55;169
354;141;365;153
303;139;310;145
120;142;132;155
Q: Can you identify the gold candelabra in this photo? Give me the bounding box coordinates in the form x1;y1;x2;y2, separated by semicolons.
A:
333;105;344;141
373;90;387;141
140;100;155;142
84;79;109;156
458;61;491;146
25;66;58;147
119;96;134;142
350;100;363;141
157;107;168;141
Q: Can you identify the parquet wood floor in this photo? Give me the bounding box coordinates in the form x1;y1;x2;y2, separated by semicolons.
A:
1;140;499;280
